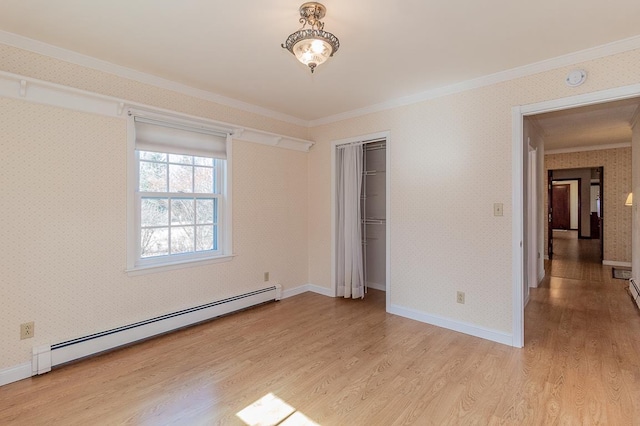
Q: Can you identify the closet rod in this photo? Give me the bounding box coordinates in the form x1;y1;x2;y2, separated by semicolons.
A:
336;138;386;149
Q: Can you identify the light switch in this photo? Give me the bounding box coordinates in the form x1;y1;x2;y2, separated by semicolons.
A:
494;203;503;216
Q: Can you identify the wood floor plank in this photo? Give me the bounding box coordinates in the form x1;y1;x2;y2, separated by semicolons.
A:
1;234;640;424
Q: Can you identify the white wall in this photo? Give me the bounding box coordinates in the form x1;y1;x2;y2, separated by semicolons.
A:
0;43;310;373
3;34;640;376
308;47;640;340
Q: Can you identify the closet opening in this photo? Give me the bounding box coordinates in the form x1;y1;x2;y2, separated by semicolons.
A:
333;135;388;302
362;141;387;293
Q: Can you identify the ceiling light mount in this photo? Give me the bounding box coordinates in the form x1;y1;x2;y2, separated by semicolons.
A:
282;2;340;73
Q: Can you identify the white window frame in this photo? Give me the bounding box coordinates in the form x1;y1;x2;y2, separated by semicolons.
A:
126;109;234;275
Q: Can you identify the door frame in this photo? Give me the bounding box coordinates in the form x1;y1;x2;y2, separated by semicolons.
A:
599;166;604;261
511;82;640;348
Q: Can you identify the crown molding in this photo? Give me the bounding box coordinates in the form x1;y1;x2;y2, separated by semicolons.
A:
310;34;640;127
0;30;309;128
545;142;631;155
3;29;640;129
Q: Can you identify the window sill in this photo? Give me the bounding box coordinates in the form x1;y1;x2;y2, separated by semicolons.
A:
126;254;236;276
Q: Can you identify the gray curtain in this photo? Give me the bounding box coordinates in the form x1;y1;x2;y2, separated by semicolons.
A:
336;144;364;299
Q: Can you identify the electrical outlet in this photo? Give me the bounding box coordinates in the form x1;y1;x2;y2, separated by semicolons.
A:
264;272;269;282
20;322;34;339
456;291;465;304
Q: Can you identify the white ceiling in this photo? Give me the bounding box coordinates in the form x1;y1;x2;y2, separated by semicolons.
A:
533;98;640;151
0;0;640;123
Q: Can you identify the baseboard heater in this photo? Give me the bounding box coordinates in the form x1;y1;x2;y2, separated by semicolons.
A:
32;284;281;375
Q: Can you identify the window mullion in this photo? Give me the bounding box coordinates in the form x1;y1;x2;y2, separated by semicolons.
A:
135;191;142;262
165;156;170;193
167;195;172;255
134;147;227;268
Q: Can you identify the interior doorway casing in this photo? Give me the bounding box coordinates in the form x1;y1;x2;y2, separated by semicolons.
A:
512;82;640;348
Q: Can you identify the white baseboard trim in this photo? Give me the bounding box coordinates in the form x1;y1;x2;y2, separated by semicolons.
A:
307;284;335;297
0;362;32;387
387;304;513;346
281;283;335;299
544;255;549;260
524;293;531;307
603;260;632;267
281;284;311;299
367;282;386;291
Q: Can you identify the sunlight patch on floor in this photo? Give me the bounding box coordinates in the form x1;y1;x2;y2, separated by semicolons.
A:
236;393;319;426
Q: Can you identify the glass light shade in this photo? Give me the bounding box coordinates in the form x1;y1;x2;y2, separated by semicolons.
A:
625;192;633;206
282;24;339;73
293;38;332;68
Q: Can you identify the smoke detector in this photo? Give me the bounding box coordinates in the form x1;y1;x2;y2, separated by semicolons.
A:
565;69;587;87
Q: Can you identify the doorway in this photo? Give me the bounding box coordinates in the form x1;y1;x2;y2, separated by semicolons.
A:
547;168;603;262
551;182;571;230
331;131;391;308
512;86;640;348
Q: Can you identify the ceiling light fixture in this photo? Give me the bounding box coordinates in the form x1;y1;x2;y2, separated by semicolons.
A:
281;2;340;73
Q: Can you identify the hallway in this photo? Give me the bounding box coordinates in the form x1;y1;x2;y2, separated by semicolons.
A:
546;230;602;280
524;230;640;423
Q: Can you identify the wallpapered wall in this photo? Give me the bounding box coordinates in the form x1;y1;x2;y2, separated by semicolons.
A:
545;147;632;263
0;45;309;371
2;40;640;372
0;43;309;140
632;124;640;279
308;49;640;335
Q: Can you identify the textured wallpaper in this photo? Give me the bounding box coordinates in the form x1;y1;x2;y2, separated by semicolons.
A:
544;147;632;262
632;125;640;276
0;49;309;370
2;40;640;370
309;48;640;334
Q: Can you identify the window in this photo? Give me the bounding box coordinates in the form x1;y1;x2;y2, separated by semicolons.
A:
127;112;233;272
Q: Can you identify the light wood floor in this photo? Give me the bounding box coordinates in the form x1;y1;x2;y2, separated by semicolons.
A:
1;242;639;425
